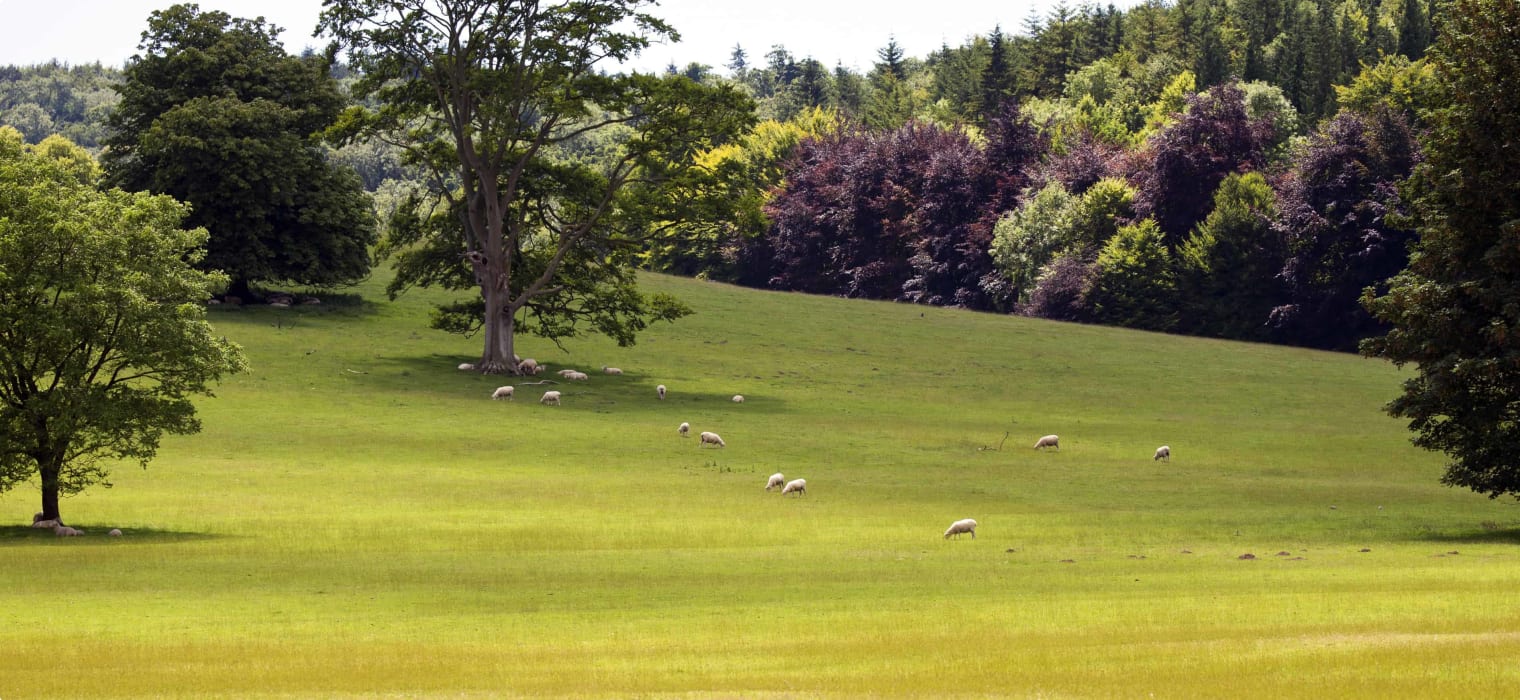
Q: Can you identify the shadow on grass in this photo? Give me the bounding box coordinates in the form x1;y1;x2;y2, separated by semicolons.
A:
0;525;223;546
1414;525;1520;545
206;291;383;325
357;354;790;413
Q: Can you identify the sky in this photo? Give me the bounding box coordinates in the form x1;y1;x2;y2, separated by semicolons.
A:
0;0;1135;75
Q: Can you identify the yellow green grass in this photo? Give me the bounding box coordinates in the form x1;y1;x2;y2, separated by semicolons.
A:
3;272;1519;698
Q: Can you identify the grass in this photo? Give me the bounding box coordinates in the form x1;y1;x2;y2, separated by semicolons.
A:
2;271;1519;698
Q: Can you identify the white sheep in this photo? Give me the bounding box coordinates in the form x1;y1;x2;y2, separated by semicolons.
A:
657;384;667;400
765;473;786;491
1034;434;1060;450
557;368;578;377
678;422;690;437
518;358;539;374
732;394;745;403
699;431;725;448
31;519;59;529
491;385;515;401
1154;445;1171;461
108;528;123;537
540;390;562;406
457;362;476;371
781;478;807;496
567;371;589;381
603;366;623;375
53;525;81;537
944;518;978;539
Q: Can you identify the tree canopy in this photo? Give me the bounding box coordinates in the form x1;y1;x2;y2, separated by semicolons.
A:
103;3;376;299
1362;0;1520;499
0;128;246;522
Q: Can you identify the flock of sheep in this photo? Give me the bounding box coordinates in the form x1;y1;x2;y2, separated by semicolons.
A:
470;356;1174;542
28;513;122;537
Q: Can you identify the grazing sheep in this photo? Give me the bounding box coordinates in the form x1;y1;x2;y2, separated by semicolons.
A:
31;519;59;529
568;371;590;381
457;362;477;371
540;390;562;406
781;478;807;496
732;394;745;403
944;518;978;539
491;385;515;401
678;422;690;437
765;473;786;491
53;525;81;537
1034;434;1060;450
557;368;578;377
518;358;539;374
699;431;725;448
1154;445;1171;461
108;529;122;537
602;366;623;375
657;384;667;400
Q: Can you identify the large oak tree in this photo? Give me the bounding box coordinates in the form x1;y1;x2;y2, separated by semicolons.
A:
320;0;754;373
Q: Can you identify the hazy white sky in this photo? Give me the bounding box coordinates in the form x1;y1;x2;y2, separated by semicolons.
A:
0;0;1126;74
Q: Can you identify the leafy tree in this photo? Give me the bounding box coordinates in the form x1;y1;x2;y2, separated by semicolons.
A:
1019;252;1098;321
1271;107;1418;350
1177;171;1284;340
1086;218;1178;331
0;128;246;523
322;0;754;373
990;183;1077;303
1130;81;1272;245
103;4;375;300
1361;0;1520;498
1333;54;1439;127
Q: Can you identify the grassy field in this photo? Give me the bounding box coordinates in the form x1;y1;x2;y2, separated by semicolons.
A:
3;271;1519;698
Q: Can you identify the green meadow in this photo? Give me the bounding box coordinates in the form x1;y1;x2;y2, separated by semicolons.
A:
3;272;1519;698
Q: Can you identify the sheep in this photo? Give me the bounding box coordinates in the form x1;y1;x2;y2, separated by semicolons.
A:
657;384;667;400
518;358;539;374
567;371;589;381
1034;434;1060;450
1154;445;1171;461
732;394;745;403
602;366;623;375
108;528;122;537
557;368;578;377
457;362;477;371
678;422;690;437
944;518;978;539
491;385;515;401
698;431;725;448
540;390;562;406
781;478;807;496
53;525;81;537
765;473;786;491
31;519;59;529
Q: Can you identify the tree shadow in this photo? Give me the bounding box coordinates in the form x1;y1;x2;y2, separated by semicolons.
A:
0;525;224;546
1413;525;1520;545
206;290;382;323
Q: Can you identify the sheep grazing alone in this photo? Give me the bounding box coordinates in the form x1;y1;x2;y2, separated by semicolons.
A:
602;366;623;375
540;390;562;406
765;473;786;491
699;431;725;448
491;385;515;401
1034;434;1060;450
944;518;978;539
457;362;476;371
108;529;123;537
1154;445;1171;461
732;394;745;403
657;384;667;400
678;422;690;437
781;478;807;496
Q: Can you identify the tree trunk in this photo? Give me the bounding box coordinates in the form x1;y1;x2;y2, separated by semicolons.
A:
39;461;61;524
227;277;255;304
478;280;517;374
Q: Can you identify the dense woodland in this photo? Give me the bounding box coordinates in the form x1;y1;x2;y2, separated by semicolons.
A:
1;0;1441;351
